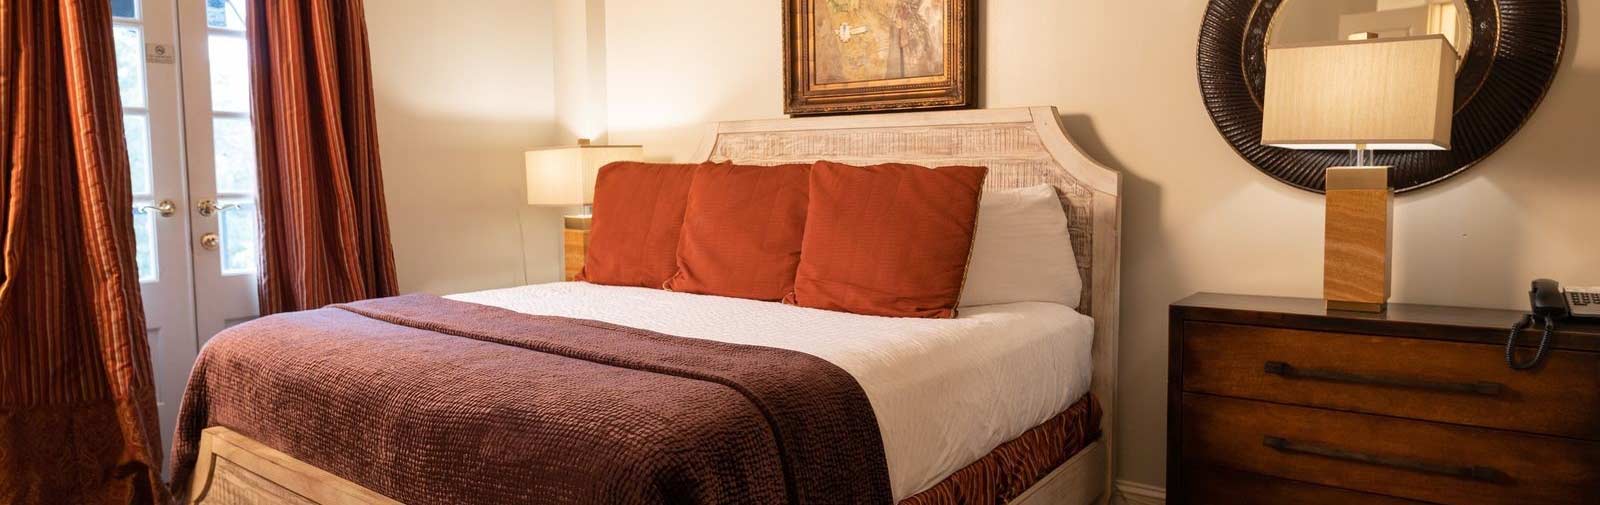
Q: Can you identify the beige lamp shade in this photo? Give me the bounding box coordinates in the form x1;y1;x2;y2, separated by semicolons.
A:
525;141;643;206
1261;35;1456;150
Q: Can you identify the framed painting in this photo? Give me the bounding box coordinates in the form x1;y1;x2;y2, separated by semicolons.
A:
783;0;976;116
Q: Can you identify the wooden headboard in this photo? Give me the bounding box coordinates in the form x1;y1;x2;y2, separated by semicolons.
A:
694;106;1122;488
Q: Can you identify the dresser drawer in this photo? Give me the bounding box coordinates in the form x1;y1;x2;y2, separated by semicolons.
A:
1182;394;1600;505
1181;321;1600;439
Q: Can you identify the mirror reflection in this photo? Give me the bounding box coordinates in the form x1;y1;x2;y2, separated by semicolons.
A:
1271;0;1471;67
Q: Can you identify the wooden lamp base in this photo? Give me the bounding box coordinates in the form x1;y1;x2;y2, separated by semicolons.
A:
562;215;591;282
1324;166;1392;313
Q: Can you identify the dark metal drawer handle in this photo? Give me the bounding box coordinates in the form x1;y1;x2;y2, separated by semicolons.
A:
1264;361;1504;396
1263;436;1502;482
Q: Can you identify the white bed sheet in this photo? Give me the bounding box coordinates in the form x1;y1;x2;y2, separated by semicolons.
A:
447;282;1094;500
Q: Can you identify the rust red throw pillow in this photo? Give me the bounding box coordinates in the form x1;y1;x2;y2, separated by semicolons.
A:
788;161;988;318
579;161;701;288
666;163;812;300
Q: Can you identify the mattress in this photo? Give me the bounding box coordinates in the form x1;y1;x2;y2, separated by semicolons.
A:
448;282;1095;500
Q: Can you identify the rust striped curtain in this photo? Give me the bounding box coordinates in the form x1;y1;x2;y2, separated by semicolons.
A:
250;0;397;314
0;0;166;503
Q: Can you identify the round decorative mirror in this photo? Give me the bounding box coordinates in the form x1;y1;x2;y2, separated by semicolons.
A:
1198;0;1565;193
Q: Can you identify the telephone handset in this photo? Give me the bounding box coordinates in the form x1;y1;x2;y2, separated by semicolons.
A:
1506;279;1600;370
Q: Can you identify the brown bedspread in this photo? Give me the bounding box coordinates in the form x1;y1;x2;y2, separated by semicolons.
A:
170;294;891;504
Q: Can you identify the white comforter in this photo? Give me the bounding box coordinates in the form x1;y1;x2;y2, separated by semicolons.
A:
448;282;1094;500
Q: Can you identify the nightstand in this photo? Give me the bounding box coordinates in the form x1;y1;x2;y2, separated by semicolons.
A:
563;216;590;281
1168;293;1600;505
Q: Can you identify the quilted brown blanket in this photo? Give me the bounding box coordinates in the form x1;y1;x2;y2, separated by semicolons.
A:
170;294;891;504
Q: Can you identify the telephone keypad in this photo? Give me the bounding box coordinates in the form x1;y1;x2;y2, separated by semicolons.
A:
1566;288;1600;316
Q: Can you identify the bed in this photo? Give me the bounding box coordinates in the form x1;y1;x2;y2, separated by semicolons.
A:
177;106;1122;504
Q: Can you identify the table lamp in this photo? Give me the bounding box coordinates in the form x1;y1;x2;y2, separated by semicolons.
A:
526;139;643;281
1261;34;1456;313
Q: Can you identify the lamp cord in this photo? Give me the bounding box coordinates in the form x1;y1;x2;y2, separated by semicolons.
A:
515;206;530;285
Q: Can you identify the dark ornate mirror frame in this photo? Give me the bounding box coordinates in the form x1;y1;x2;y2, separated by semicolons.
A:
1198;0;1566;193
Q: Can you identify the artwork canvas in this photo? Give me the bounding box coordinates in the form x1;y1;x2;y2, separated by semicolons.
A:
784;0;975;115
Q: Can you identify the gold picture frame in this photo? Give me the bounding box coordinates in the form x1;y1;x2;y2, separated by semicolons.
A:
783;0;976;116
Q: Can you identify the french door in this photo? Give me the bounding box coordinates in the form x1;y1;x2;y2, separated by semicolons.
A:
112;0;261;456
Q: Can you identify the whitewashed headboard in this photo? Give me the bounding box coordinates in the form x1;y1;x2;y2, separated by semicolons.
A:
693;106;1122;489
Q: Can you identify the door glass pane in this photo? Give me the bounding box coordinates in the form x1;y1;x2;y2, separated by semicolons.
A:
110;0;137;19
212;117;256;194
206;2;260;278
218;201;258;275
206;0;247;31
125;113;153;196
133;208;157;282
112;26;146;108
207;35;250;113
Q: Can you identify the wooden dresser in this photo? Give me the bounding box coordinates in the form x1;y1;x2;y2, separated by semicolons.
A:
1168;293;1600;505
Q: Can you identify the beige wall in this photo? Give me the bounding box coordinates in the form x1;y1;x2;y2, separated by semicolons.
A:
553;0;611;142
367;0;572;294
603;0;1599;488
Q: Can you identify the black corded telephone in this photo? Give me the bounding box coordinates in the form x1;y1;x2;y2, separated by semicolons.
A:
1506;279;1600;370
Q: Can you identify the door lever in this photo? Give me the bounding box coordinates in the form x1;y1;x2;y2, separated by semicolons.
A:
196;199;239;217
137;200;177;218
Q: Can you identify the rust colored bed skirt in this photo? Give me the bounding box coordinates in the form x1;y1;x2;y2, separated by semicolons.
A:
900;394;1102;505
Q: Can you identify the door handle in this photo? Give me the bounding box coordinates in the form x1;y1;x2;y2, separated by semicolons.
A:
196;199;239;217
1263;436;1502;482
137;199;177;218
1264;361;1504;396
200;232;220;251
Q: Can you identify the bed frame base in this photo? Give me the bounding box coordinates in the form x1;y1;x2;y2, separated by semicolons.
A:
186;427;399;505
1012;440;1109;505
185;426;1107;505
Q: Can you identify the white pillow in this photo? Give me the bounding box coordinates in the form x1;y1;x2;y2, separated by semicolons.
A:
959;184;1083;308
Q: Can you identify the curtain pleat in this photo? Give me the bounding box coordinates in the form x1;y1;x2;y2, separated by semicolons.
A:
0;0;166;503
251;0;397;315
